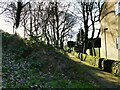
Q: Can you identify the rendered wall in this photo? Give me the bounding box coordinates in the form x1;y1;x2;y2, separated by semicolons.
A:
100;2;118;60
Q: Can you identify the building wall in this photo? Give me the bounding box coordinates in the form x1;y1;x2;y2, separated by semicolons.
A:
118;5;120;61
100;1;118;60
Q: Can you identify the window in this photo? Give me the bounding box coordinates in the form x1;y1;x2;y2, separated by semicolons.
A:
115;2;120;15
116;37;120;49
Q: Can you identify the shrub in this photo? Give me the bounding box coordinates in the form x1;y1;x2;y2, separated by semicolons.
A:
98;58;104;69
72;51;120;77
112;61;120;76
2;32;26;48
103;60;116;73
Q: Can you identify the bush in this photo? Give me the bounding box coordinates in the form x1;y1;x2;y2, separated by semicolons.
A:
81;53;99;67
112;61;120;76
103;60;116;73
98;58;104;69
72;51;120;77
2;32;26;48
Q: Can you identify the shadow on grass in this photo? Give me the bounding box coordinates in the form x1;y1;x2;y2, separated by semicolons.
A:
2;32;119;88
2;44;102;88
67;53;120;88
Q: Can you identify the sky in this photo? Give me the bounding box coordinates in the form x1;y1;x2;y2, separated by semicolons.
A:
0;0;77;39
0;0;101;41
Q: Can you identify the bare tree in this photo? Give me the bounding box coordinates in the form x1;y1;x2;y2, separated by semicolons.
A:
74;0;104;54
2;0;76;48
48;2;77;48
0;2;17;33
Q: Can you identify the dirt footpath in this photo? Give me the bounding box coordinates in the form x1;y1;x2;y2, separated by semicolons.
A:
68;53;120;88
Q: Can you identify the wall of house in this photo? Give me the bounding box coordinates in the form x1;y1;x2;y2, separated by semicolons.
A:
100;1;118;60
118;8;120;61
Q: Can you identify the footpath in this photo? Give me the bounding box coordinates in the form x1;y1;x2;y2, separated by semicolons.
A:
68;53;120;88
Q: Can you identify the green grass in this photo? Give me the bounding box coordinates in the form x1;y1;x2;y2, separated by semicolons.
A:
2;32;101;88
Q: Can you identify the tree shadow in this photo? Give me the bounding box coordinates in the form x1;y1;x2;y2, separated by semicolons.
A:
67;54;120;88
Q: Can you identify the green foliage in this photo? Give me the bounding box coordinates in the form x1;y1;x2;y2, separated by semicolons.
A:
2;32;26;49
73;51;120;77
2;32;101;88
67;41;75;48
112;62;120;77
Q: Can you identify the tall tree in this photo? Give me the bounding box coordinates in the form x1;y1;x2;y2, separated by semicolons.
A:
74;0;104;54
48;2;77;48
1;0;76;48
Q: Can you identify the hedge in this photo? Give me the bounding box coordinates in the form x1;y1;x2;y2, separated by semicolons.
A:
72;51;120;77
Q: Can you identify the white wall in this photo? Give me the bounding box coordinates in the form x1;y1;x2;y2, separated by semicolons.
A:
100;2;118;60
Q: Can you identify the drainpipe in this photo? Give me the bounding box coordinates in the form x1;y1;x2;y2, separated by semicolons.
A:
115;2;120;61
104;28;108;59
118;14;120;61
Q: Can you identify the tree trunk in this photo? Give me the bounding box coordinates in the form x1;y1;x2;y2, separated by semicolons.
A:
55;2;59;48
60;41;64;49
60;37;64;49
90;48;93;55
29;3;33;37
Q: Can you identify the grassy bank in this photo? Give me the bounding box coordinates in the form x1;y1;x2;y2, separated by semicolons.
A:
2;32;101;88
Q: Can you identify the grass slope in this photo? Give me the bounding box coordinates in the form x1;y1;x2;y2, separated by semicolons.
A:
2;32;101;88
